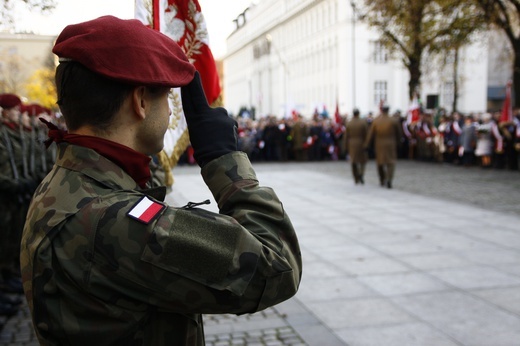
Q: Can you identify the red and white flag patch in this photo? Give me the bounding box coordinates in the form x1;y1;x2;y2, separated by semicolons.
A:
128;196;165;224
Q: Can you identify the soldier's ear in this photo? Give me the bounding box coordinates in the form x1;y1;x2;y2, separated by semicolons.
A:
131;86;147;120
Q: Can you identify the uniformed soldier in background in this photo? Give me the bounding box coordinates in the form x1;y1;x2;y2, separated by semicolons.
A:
0;93;28;318
20;16;302;345
23;104;57;182
365;104;402;189
344;108;369;184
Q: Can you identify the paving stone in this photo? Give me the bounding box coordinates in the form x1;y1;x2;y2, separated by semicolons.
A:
3;160;520;346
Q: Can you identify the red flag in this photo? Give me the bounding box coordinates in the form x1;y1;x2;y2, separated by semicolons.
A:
407;93;420;124
334;101;342;124
501;80;513;123
135;0;221;185
135;0;221;105
169;0;221;104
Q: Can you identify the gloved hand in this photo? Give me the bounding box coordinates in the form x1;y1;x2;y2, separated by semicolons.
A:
181;71;237;167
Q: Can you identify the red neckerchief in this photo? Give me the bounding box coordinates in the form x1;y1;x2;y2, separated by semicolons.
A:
3;122;17;131
41;118;151;188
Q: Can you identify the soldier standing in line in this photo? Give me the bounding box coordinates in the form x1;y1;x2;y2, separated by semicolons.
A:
0;94;27;317
365;104;402;189
20;16;302;346
345;108;369;184
22;104;51;182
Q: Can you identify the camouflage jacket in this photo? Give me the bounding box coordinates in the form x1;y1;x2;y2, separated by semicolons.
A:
1;122;45;196
0;123;22;196
20;143;302;346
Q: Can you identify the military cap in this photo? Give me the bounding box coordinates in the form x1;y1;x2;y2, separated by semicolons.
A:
53;15;196;87
23;103;47;116
0;93;22;109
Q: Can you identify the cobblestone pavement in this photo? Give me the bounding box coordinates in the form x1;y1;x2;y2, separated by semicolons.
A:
1;159;519;345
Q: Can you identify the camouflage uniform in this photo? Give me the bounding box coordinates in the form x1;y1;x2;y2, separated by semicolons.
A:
21;144;302;346
0;124;18;268
1;123;33;272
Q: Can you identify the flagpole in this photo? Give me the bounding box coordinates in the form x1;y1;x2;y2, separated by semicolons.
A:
350;1;356;110
152;0;160;30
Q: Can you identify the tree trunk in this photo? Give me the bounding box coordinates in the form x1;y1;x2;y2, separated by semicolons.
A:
452;48;459;113
408;57;422;101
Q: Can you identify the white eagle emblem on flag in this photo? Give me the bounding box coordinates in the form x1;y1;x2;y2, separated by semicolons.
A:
135;0;221;186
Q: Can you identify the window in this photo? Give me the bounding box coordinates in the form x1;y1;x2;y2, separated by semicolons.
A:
374;81;387;106
373;41;388;64
443;81;454;108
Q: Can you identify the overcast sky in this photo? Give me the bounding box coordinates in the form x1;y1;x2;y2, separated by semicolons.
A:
12;0;257;59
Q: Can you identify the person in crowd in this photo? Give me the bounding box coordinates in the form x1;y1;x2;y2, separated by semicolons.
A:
435;115;448;162
308;118;323;161
365;104;402;188
277;117;292;161
515;109;520;169
20;16;302;345
320;119;337;160
459;115;478;167
475;113;496;168
441;113;462;164
499;113;519;170
415;111;436;161
345;108;368;184
290;114;309;161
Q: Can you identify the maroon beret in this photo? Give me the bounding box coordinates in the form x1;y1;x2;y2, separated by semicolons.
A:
0;93;22;109
52;15;195;87
23;103;46;116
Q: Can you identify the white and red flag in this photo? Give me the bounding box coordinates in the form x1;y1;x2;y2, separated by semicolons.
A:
334;101;342;125
135;0;221;185
407;93;420;124
128;196;166;224
500;80;513;123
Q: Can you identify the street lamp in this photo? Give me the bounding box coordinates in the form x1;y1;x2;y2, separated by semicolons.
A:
350;1;357;110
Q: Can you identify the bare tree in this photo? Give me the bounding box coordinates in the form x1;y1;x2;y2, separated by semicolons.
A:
0;0;56;31
352;0;485;101
473;0;520;106
0;47;26;93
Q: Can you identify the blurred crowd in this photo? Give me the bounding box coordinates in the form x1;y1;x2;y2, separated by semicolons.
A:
178;107;520;172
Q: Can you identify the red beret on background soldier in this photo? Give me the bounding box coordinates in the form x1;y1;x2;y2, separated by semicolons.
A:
20;16;302;346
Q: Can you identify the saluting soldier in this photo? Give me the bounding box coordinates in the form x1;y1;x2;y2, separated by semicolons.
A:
20;16;302;346
365;104;402;189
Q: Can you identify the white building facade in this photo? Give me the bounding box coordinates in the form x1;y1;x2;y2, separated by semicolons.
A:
223;0;504;119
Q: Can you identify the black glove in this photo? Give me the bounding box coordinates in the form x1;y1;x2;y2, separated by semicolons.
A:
181;71;237;167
